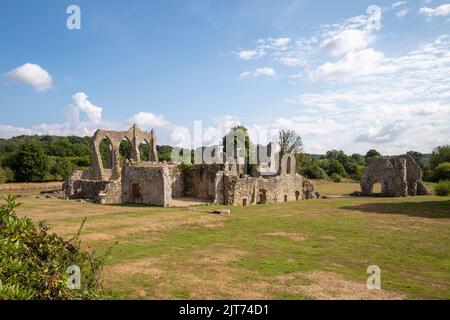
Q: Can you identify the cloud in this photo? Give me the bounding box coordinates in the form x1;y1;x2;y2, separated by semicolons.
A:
270;37;291;47
236;49;265;60
311;48;397;80
392;1;407;8
322;29;375;56
355;121;407;144
240;67;276;78
72;92;103;124
419;4;450;18
396;9;409;18
130;112;171;128
3;63;52;92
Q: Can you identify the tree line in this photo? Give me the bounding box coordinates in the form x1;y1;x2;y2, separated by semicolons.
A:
0;132;448;184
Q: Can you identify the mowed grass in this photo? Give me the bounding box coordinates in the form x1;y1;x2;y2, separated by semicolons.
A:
9;181;450;300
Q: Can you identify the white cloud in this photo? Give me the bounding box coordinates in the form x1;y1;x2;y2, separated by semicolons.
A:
396;9;409;18
270;37;291;47
392;1;407;8
322;29;374;56
355;122;407;143
130;112;171;128
287;35;450;153
236;49;265;60
419;4;450;18
72;92;103;124
311;48;397;80
240;67;276;78
3;63;52;92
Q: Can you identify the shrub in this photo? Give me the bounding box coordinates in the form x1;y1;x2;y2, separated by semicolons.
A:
8;144;48;182
331;173;342;183
0;167;14;183
434;180;450;197
301;164;329;180
326;159;346;177
433;162;450;182
351;165;365;181
49;157;75;180
0;195;113;299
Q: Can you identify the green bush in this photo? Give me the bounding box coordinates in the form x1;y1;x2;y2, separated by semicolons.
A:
351;165;365;181
434;180;450;197
7;144;48;182
301;164;329;180
331;173;342;183
0;195;112;299
433;162;450;181
0;167;14;183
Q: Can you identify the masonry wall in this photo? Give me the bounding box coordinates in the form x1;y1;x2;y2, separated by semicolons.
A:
184;164;223;200
226;173;313;206
121;165;171;206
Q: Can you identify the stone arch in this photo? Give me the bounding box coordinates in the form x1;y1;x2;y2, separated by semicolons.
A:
99;137;113;169
119;137;133;166
258;188;267;204
138;139;151;161
280;153;296;176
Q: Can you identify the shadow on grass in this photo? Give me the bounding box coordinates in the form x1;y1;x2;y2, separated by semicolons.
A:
341;200;450;219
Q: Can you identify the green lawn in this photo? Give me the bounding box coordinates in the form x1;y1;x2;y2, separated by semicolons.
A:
11;181;450;300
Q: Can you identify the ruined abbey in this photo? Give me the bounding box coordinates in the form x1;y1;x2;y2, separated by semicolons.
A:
64;125;318;206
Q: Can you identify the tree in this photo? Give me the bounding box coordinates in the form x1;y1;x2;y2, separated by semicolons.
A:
49;158;75;180
430;145;450;169
9;144;48;182
365;149;381;163
222;126;255;174
407;151;424;168
433;162;450;181
301;163;328;180
278;129;303;157
326;159;346;177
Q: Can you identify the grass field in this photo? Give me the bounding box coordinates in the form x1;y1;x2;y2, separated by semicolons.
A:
6;181;450;300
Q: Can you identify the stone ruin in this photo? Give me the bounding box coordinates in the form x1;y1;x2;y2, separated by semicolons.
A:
64;125;318;206
356;155;430;197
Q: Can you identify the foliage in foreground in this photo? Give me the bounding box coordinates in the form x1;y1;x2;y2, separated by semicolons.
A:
435;180;450;197
0;195;112;300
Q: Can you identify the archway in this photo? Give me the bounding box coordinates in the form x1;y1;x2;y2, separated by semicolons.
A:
139;140;150;161
119;138;133;166
258;189;267;204
286;156;292;174
99;137;113;169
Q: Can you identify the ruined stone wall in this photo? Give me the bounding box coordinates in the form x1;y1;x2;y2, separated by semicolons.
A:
183;164;224;200
226;173;315;206
121;164;171;206
167;165;184;198
69;180;112;200
360;155;429;197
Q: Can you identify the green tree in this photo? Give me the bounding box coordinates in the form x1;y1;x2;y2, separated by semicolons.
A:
407;151;424;168
433;162;450;181
365;149;381;163
301;163;329;179
325;159;346;177
430;145;450;169
9;144;48;182
49;158;75;180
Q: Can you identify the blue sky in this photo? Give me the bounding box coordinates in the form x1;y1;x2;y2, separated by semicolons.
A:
1;0;449;154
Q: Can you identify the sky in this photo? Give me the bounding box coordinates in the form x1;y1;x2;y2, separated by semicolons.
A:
0;0;449;154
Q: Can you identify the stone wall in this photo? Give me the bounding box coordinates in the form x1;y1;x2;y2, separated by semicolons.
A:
360;155;429;197
121;164;171;206
183;164;224;200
